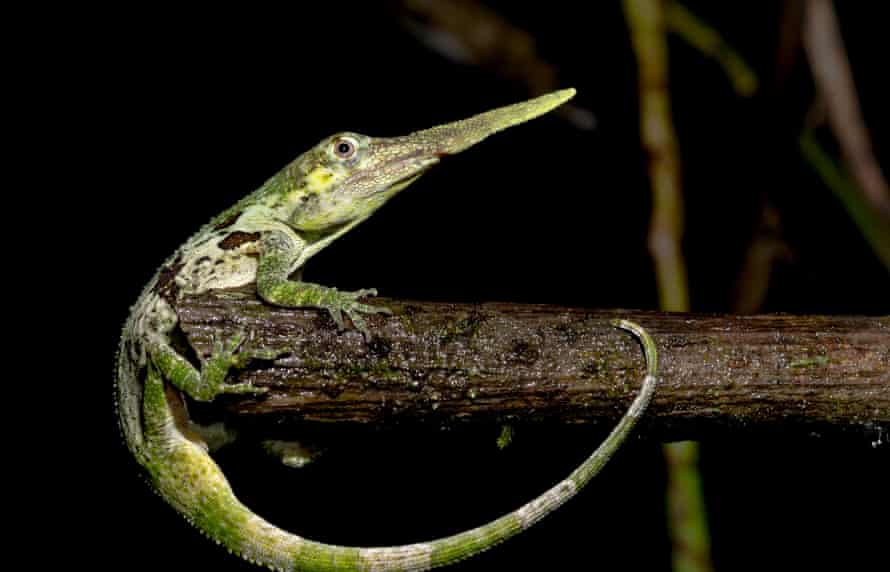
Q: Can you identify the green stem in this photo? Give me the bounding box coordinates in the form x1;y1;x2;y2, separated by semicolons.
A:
800;130;890;273
666;1;758;97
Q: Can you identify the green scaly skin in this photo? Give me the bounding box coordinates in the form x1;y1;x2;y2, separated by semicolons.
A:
116;89;660;571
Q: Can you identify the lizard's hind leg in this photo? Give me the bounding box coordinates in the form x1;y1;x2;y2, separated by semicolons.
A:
148;330;283;402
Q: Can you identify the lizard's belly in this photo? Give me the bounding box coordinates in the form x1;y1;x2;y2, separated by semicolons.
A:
117;227;262;458
117;289;178;459
176;242;259;295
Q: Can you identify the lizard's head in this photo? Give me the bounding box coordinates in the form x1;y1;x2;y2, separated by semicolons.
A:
283;88;576;233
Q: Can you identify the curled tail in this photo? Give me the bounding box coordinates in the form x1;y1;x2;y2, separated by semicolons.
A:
140;320;658;572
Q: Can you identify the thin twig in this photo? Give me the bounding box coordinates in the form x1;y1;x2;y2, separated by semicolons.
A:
731;202;792;314
803;0;890;219
666;1;758;97
397;0;596;129
800;130;890;272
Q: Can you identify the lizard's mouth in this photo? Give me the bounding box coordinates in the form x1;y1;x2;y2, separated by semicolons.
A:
392;170;425;189
346;153;441;198
384;154;441;188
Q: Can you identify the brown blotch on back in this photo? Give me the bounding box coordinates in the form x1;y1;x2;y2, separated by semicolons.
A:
153;256;184;300
219;231;262;250
213;211;243;231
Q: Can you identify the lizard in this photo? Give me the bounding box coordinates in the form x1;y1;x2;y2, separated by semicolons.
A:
115;88;660;572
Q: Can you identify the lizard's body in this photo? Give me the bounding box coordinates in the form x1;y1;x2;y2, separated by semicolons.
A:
116;89;659;571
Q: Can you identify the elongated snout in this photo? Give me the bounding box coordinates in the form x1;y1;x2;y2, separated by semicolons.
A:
342;88;576;209
392;88;576;157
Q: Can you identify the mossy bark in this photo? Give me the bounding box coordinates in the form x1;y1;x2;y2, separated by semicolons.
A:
175;287;889;441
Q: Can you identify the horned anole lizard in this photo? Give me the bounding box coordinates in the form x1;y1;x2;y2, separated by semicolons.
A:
115;88;659;571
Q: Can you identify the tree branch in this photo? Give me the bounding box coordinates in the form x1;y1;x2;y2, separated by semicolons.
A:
175;287;889;442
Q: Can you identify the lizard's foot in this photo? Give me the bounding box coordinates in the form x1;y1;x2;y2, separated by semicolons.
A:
195;331;286;400
318;287;391;339
261;439;325;469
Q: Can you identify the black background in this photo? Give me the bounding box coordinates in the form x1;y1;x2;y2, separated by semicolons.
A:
60;2;890;571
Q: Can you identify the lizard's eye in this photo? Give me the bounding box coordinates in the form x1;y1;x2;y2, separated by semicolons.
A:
332;137;358;159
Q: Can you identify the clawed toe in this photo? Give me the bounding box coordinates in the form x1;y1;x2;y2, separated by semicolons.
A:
319;288;390;338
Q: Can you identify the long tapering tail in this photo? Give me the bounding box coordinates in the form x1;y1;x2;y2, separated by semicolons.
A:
140;319;657;572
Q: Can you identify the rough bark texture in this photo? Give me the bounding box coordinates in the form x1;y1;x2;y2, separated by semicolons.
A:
175;287;889;442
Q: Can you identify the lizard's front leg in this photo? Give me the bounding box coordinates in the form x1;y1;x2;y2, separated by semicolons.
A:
256;230;390;337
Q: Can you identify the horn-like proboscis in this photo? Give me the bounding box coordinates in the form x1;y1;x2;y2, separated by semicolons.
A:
394;88;576;155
